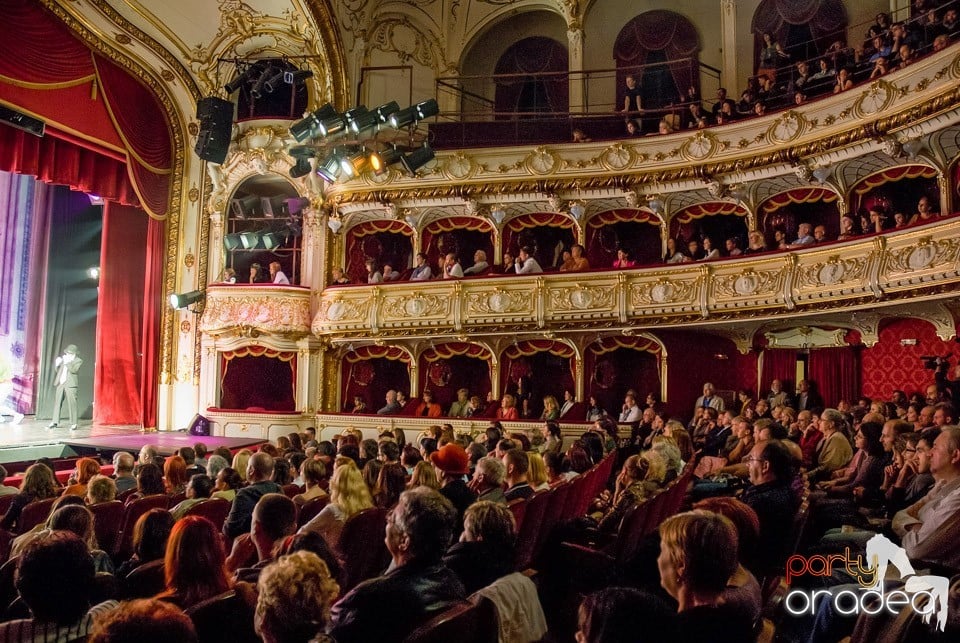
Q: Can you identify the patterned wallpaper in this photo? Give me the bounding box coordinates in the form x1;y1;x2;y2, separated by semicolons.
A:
861;317;960;401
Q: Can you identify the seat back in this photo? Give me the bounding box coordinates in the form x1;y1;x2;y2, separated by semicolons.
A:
121;558;166;599
89;500;125;555
297;496;330;527
281;484;301;498
507;497;527;531
0;556;18;616
17;497;56;534
182;498;231;531
185;590;260;643
613;498;654;564
561;474;585;521
337;507;390;592
403;597;498;643
115;495;173;560
167;492;186;507
0;495;15;518
514;489;552;570
535;482;570;563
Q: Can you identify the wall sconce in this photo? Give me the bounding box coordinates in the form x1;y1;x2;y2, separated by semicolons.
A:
901;139;924;158
569;202;586;220
327;217;343;234
490;206;506;225
646;197;664;214
812;166;832;183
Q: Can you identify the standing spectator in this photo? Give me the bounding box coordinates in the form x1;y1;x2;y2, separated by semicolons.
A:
620;74;643;114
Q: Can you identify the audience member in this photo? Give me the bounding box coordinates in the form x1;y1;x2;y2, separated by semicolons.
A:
255;551;339;643
223;452;282;540
88;599;197;643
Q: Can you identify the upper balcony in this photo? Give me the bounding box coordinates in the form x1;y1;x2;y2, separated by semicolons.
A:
313;215;960;339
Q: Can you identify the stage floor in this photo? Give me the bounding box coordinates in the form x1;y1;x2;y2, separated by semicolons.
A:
0;416;265;462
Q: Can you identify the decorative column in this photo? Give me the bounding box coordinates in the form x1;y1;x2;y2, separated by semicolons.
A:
300;206;324;289
197;335;219;411
207;212;224;284
720;0;739;93
567;27;585;113
437;66;461;116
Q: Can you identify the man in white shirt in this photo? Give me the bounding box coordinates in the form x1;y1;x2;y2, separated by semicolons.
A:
619;392;641;423
443;253;463;279
514;246;542;274
463;249;489;275
787;222;815;248
559;389;575;417
269;261;290;284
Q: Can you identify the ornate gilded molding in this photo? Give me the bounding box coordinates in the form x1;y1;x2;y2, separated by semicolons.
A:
201;286;313;338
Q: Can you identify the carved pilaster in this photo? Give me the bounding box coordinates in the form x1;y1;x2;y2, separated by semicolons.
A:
301;208;324;289
719;0;738;93
567;28;585;113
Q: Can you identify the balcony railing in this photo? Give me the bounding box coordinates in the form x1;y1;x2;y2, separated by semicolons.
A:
313;217;960;338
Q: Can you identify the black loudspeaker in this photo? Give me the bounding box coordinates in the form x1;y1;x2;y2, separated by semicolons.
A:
188;414;211;436
194;97;234;164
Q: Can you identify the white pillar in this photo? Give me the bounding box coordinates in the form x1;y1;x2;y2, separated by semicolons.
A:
720;0;739;95
567;28;585;113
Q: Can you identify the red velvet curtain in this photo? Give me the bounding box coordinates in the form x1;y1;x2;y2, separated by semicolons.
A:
614;11;701;103
344;221;414;283
140;217;163;429
493;37;569;116
760;349;797;396
0;0;172;217
751;0;848;65
92;203;162;428
808;347;860;409
219;353;296;412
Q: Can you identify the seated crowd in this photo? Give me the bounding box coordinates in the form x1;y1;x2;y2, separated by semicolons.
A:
329;193;950;286
1;369;959;641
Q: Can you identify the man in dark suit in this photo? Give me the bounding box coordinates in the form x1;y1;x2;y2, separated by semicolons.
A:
49;344;82;430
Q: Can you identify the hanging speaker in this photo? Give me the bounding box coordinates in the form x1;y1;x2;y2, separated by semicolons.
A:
187;414;210;436
194;97;234;164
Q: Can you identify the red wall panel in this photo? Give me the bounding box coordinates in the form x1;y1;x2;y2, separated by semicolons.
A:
860;318;960;401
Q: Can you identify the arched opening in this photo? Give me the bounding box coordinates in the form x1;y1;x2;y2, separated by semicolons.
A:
219;347;295;412
494;36;569;118
585;337;663;419
418;343;492;412
422;217;495;276
757;188;840;246
225;174;304;284
670;203;749;259
614;10;701;126
340;347;411;413
586;209;662;267
232;58;310;120
751;0;848;85
502;213;576;271
344;220;415;283
501;340;575;419
849;166;940;232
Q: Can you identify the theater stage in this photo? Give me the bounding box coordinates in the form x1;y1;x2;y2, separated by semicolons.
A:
0;416;266;468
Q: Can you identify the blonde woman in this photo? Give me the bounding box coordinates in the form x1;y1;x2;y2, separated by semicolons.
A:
541;395;560;421
527;452;551;492
408;460;440;490
298;459;373;554
232;449;252;481
497;394;518;421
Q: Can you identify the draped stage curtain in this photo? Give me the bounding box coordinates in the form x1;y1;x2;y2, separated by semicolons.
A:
760;348;797;396
0;0;173;218
808;347;860;409
493;37;569;117
614;11;701;104
344;221;414;283
94;202;161;428
219;349;296;412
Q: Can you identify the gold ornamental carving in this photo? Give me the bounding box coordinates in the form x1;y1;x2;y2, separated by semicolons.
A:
548;286;614;311
523;147;561;175
598;143;635;171
854;80;897;117
768;111;806;144
466;289;531;315
200;291;312;337
442;151;477;180
886;236;960;273
382;293;448;318
631;278;697;306
796;255;869;288
714;268;784;298
318;297;371;324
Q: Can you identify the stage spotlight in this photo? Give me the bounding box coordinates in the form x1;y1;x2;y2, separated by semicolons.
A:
349;110;380;136
290;103;338;142
231;195;260;218
261;67;287;94
388;98;439;128
224;65;256;94
370;146;403;175
290;157;311;178
169;290;205;310
374;101;401;125
339;148;369;178
285;197;310;215
284;69;314;85
318;114;347;139
315;150;343;182
223;233;243;251
261;231;284;250
260;196;287;217
401;144;435;175
343;106;369;131
87;267;100;280
239;231;261;249
251;65;281;98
